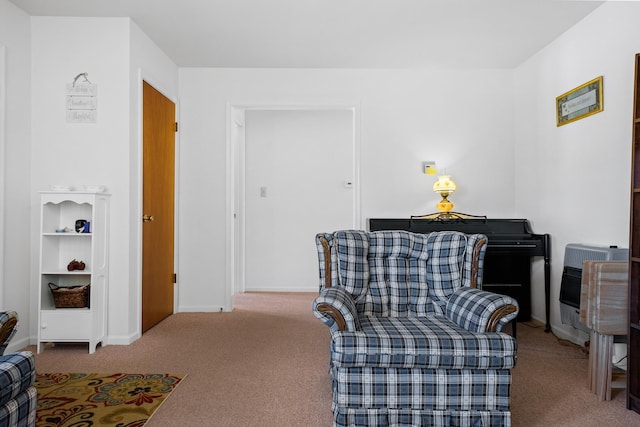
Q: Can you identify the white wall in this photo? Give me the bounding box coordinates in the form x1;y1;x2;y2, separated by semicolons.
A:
29;16;178;346
30;16;131;344
514;2;637;343
0;0;32;352
178;68;516;310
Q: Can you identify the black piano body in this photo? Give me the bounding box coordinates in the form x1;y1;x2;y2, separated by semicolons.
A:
368;217;551;330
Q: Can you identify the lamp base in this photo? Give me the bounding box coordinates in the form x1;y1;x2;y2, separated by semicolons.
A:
411;212;488;221
436;199;454;213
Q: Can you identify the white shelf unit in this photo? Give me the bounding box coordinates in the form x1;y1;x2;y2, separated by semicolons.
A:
37;191;110;354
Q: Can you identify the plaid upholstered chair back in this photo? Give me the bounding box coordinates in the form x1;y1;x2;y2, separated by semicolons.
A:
316;230;487;317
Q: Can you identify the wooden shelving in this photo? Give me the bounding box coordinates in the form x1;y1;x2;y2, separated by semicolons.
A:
628;53;640;413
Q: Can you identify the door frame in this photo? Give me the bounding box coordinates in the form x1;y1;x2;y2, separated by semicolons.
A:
135;71;180;337
225;101;362;310
0;46;5;309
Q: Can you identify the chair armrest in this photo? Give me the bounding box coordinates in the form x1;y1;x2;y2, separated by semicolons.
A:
0;311;18;356
312;287;360;332
0;351;36;407
445;287;519;333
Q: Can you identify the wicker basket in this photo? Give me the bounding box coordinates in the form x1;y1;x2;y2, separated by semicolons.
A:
48;283;89;308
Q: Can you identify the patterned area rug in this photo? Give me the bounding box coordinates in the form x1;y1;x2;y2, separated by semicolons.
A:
34;373;185;426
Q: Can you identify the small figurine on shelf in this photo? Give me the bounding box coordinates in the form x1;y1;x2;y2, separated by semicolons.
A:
67;259;86;271
75;219;87;233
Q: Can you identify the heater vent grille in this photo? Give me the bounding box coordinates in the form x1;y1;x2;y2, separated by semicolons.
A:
560;243;628;332
563;244;628;270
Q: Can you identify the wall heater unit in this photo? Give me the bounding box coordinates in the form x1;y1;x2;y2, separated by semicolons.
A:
560;244;628;332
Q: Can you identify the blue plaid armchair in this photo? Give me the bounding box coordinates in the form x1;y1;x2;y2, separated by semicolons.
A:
312;230;519;427
0;311;37;427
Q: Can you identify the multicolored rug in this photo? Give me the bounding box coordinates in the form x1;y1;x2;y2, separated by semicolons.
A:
34;373;185;426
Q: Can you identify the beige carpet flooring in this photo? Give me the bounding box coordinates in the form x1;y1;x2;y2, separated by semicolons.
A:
511;320;639;426
27;292;640;426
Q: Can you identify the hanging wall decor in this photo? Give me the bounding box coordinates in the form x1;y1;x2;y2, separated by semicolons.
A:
556;76;603;126
66;72;97;123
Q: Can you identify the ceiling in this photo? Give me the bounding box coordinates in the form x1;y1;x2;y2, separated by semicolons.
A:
10;0;605;68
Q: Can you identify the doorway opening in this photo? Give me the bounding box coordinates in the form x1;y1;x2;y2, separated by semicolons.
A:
226;104;361;310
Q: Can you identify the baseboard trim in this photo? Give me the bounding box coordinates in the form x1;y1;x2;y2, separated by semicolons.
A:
530;314;589;347
178;305;227;312
6;336;31;354
107;333;140;346
243;287;317;293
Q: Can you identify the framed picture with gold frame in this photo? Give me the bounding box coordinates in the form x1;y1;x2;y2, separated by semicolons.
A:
556;76;603;126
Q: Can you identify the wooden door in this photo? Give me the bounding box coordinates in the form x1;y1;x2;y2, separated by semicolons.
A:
142;81;175;332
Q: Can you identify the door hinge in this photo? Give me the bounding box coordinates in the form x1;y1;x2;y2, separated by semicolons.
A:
173;273;177;284
175;122;178;132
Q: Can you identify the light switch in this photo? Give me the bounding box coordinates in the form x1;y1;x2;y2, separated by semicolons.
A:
260;187;267;197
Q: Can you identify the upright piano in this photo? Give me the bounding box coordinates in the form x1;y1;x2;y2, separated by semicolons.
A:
369;217;551;331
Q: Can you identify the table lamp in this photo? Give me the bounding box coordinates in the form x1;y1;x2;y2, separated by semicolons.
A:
433;174;457;213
